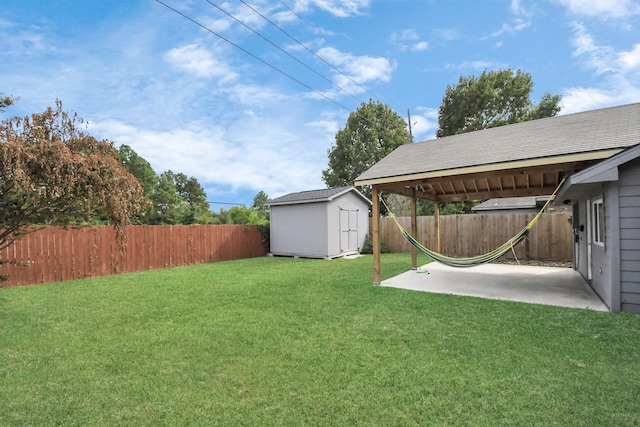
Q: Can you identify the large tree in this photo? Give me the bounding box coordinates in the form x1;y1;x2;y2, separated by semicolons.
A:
322;100;410;195
118;146;212;224
436;69;561;137
430;69;562;214
144;170;209;225
163;170;209;224
0;101;146;254
146;173;186;225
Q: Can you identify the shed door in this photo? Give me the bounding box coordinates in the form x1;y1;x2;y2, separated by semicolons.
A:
340;208;359;253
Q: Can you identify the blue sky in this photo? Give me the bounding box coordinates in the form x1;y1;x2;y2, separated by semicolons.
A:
2;0;639;208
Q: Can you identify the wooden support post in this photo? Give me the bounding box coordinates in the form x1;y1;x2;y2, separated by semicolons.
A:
411;189;418;270
434;201;441;253
372;186;381;285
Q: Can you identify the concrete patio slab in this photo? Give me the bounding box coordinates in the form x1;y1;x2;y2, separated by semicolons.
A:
381;262;608;311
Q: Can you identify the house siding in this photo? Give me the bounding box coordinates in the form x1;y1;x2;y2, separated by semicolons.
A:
589;184;613;308
270;202;329;258
619;158;640;313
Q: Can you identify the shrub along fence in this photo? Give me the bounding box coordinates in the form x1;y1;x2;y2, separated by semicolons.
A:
1;224;267;287
376;212;573;262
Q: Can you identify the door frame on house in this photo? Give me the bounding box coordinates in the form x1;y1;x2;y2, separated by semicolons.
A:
586;198;593;281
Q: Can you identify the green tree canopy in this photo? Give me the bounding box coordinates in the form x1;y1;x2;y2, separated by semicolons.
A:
163;170;209;224
146;173;186;224
322;100;410;195
436;69;562;137
118;147;212;224
118;144;158;196
251;190;270;222
0;101;146;253
252;191;269;211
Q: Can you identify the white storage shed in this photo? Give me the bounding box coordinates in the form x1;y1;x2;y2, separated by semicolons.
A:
266;186;371;259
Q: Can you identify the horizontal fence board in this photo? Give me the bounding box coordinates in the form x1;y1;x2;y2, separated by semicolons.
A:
376;212;573;262
1;224;266;287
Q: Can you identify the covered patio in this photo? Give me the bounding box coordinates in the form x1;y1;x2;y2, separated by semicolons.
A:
354;105;640;310
382;262;607;311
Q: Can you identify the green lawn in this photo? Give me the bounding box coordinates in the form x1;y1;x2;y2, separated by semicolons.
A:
1;254;639;426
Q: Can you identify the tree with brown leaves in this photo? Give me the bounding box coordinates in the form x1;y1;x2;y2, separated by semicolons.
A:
0;101;147;257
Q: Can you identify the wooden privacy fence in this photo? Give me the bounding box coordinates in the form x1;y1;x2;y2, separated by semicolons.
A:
377;212;573;261
1;224;267;287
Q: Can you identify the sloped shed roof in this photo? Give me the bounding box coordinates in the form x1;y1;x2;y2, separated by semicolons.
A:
355;102;640;202
267;186;371;206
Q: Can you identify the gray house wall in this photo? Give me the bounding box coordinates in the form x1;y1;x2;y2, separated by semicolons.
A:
619;157;640;313
568;152;640;313
574;181;622;312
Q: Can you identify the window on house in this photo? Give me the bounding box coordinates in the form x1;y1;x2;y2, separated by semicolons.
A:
592;198;604;246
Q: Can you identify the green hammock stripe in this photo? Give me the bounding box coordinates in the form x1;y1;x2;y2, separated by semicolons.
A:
400;227;528;267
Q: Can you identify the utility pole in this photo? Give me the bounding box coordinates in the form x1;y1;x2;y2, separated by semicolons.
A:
407;109;414;143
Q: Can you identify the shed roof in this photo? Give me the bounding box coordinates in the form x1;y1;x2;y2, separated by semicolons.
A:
266;186;371;206
355;102;640;202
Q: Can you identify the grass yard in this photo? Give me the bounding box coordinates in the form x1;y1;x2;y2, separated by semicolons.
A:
1;254;639;426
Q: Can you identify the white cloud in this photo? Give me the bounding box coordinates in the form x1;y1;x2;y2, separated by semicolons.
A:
222;83;291;107
559;87;618;113
295;0;372;17
619;43;640;71
561;24;640;113
411;41;429;52
204;0;285;34
89;111;330;199
510;0;527;15
433;28;459;41
164;44;238;81
488;18;531;38
409;106;439;142
570;23;615;74
317;47;393;83
552;0;640;18
390;29;429;52
447;60;507;71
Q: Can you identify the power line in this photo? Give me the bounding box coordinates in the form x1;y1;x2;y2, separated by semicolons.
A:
155;0;355;113
155;0;410;136
260;0;386;103
204;0;365;105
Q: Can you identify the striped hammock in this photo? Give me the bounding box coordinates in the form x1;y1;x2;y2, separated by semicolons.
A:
382;178;565;268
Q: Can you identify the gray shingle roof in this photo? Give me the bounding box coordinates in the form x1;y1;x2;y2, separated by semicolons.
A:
355;102;640;184
266;186;371;206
